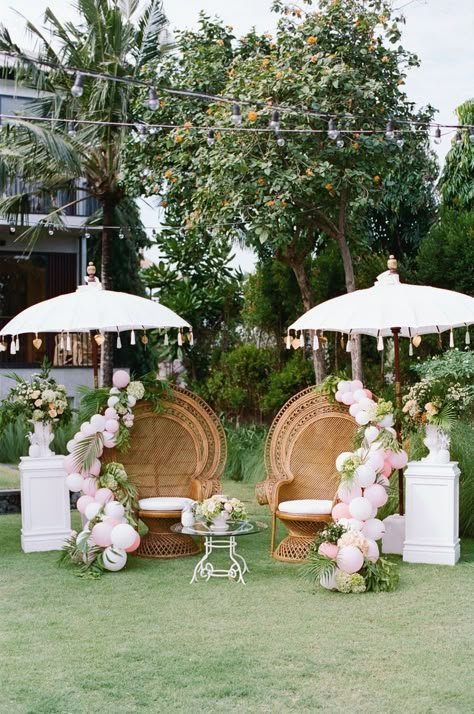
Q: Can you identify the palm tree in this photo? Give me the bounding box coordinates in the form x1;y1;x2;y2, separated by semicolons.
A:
0;0;168;384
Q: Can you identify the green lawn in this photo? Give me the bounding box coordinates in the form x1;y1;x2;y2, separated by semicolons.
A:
0;465;20;489
0;480;473;714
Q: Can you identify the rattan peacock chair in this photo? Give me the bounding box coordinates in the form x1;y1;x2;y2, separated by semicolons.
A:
103;385;226;559
255;387;357;563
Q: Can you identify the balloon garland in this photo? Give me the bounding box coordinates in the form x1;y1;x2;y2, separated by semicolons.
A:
312;378;407;593
62;370;144;575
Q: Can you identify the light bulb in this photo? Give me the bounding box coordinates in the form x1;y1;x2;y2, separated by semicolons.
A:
84;229;90;240
137;125;147;143
275;131;285;147
148;88;159;111
385;119;395;140
207;129;215;146
336;138;344;149
327;118;339;140
269;109;280;131
9;222;15;234
469;127;474;145
71;73;84;98
231;103;242;126
48;223;54;236
118;229;124;240
434;126;441;144
67;121;77;137
396;132;404;148
455;131;462;146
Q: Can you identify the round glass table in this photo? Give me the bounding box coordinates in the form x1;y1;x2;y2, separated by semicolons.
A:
171;520;267;584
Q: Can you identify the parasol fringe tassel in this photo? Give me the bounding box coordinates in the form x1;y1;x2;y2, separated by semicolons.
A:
449;329;454;348
465;328;470;346
286;331;291;350
313;334;319;351
299;332;304;348
164;331;169;346
130;329;136;346
377;335;384;351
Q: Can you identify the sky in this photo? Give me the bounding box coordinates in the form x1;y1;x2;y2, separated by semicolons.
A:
1;0;473;269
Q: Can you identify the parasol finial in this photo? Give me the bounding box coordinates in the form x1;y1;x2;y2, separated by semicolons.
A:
387;255;398;273
86;262;97;282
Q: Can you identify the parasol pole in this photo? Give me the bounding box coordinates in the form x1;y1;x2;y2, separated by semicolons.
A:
388;255;404;515
86;262;100;389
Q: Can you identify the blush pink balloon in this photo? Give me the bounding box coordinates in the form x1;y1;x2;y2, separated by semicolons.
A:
332;502;352;520
382;460;393;478
366;538;380;562
125;533;141;553
89;459;102;477
82;477;98;497
341;392;355;406
318;542;339;560
366;450;385;473
349;403;362;417
337;482;363;505
103;434;117;448
350;380;363;391
363;483;389;508
76;495;94;514
388;450;408;469
334;390;343;402
63;454;77;474
95;488;114;505
105;419;119;434
91;521;114;547
103;517;122;528
364;389;373;398
112;370;130;389
104;407;118;420
337;545;364;574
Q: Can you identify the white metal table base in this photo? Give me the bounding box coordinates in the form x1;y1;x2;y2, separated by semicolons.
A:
191;535;250;584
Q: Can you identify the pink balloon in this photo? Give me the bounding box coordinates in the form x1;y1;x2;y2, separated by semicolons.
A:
337;482;362;504
82;477;98;497
364;389;373;398
91;521;114;547
334;390;343;402
366;451;385;473
104;407;118;420
388;450;408;469
80;422;96;437
337;545;364;574
351;380;363;391
103;517;122;527
105;419;119;434
349;403;362;417
95;488;114;505
366;538;379;562
341;392;355;406
63;454;77;474
89;459;102;477
363;483;389;508
125;533;141;553
112;370;130;389
76;495;94;514
103;434;117;448
382;461;393;478
332;502;351;520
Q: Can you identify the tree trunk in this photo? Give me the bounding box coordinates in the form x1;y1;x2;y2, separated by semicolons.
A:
335;191;362;382
291;259;326;383
100;198;115;387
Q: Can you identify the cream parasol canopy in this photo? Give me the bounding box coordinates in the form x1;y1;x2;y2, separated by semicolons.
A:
0;262;191;386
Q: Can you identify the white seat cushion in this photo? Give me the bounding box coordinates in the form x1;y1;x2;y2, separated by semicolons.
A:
138;497;194;512
278;499;333;515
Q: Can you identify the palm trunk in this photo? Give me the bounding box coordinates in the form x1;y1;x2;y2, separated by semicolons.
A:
100;198;114;387
291;259;326;383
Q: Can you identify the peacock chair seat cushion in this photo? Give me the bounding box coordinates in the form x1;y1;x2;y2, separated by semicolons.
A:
138;497;194;512
278;499;333;515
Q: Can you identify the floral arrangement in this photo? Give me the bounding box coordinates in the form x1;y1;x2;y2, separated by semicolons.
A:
194;495;248;524
61;370;146;577
0;360;71;428
304;377;405;593
402;377;473;433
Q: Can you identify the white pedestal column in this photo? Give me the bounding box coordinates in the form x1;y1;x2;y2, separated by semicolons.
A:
19;455;71;553
403;461;460;566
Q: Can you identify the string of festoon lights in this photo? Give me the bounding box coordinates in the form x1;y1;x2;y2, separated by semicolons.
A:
1;49;473;147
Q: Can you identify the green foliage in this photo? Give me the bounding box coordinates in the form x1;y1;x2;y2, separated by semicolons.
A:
0;421;29;462
439;99;474;212
417;209;474;296
413;349;474;382
59;532;105;580
451;421;474;537
223;423;267;483
261;351;314;414
301;552;337;585
363;556;399;592
98;462;138;525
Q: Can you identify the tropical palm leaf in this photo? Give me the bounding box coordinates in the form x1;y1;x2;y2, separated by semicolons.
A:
72;433;104;473
135;0;168;68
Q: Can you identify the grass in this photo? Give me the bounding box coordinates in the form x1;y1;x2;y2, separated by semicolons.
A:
0;480;473;714
0;464;19;489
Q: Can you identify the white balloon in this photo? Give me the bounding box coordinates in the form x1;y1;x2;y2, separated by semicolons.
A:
353;389;367;402
337;481;362;504
111;523;137;550
354;464;377;488
90;414;107;432
66;439;76;453
376;475;390;488
335;451;354;473
347;518;364;531
320;568;339;590
366;450;385;473
349;496;374;521
378;414;394;428
355;411;370;426
109;387;121;395
337;381;352;393
107;396;120;408
102;547;128;572
364;426;379;445
66;472;84;492
359;397;375;410
104;501;125;519
127;395;137;407
361;518;385;541
85;502;102;521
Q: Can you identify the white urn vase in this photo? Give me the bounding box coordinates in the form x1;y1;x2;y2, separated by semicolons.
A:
210;511;230;531
28;421;55;457
181;507;195;528
422;424;450;464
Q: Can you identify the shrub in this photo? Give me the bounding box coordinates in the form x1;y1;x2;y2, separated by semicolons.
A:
261;351;314;415
223;423;267;484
